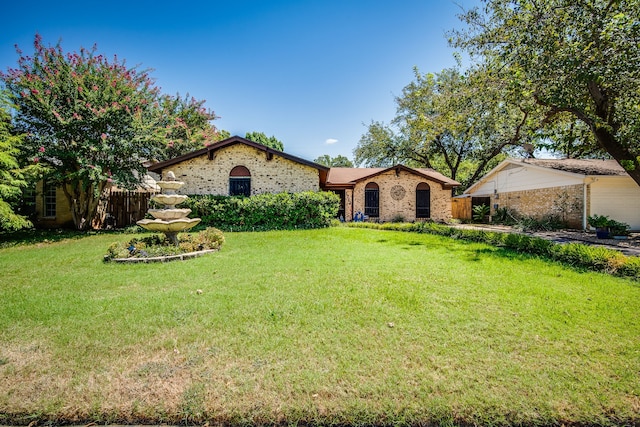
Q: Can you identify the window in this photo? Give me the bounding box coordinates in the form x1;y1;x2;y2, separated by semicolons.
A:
229;166;251;197
364;182;379;217
416;182;430;218
44;182;56;217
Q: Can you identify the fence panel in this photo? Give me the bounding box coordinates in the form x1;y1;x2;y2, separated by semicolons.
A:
451;197;472;220
106;190;155;228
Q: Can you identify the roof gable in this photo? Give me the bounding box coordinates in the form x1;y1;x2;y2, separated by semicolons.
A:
464;158;628;194
148;135;329;173
326;165;460;188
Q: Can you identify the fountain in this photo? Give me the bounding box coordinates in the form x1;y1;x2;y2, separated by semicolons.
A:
137;171;201;244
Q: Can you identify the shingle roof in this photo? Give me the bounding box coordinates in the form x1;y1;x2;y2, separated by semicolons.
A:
522;159;627;176
147;135;329;173
325;165;460;188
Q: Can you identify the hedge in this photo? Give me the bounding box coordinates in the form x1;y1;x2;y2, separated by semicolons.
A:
181;191;340;232
346;221;640;280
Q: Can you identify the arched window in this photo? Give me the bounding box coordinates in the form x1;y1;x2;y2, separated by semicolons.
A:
229;166;251;196
416;182;430;218
364;182;379;217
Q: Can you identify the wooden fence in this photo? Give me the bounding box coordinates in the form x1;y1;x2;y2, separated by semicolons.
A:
451;197;472;220
104;189;155;228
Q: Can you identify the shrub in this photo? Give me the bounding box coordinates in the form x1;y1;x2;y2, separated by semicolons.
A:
472;204;490;222
104;227;225;261
182;191;340;231
346;222;640;280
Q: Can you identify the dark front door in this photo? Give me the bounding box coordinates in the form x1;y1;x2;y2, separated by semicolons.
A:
229;178;251;197
365;188;379;217
416;189;430;218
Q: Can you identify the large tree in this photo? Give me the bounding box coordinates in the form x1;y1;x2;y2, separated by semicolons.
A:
355;65;541;187
452;0;640;185
1;35;217;230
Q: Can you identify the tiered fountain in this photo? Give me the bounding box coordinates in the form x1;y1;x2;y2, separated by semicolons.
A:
137;171;200;245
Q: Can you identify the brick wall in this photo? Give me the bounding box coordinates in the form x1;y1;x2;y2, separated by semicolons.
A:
496;184;584;228
165;143;320;195
351;169;453;222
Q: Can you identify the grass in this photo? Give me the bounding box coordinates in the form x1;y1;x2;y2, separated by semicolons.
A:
1;227;639;426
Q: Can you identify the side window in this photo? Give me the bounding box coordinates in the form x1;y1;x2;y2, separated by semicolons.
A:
44;182;57;217
364;182;379;217
416;182;430;218
229;166;251;197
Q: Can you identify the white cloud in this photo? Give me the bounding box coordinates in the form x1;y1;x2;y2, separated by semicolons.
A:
325;138;338;145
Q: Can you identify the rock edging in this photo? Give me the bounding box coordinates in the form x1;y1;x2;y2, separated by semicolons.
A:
105;249;218;263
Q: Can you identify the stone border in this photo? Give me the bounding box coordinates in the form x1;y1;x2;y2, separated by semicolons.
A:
105;249;218;264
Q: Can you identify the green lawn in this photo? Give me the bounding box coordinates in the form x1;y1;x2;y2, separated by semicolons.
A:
1;227;639;426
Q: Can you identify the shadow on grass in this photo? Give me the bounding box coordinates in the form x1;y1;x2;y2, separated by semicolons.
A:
0;228;135;249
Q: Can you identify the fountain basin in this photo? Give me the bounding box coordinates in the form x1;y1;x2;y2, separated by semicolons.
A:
152;194;188;206
137;218;201;232
148;208;192;220
155;180;185;191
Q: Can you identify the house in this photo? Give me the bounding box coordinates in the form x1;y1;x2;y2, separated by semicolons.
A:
461;158;640;230
147;136;329;196
323;165;460;222
148;136;460;223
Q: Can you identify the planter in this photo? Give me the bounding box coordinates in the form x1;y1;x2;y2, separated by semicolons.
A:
612;235;628;240
595;227;610;239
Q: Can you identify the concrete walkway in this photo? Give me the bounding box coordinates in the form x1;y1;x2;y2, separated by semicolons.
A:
452;224;640;257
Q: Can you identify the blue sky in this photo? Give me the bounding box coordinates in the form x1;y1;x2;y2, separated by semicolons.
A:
1;0;480;163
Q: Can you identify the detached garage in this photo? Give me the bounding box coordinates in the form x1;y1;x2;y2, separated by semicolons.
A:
463;158;640;231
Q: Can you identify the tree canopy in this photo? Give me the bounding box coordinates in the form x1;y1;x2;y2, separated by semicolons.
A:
244;131;284;151
0;94;34;231
355;65;540;188
155;93;221;160
313;154;354;168
452;0;640;185
1;35;219;229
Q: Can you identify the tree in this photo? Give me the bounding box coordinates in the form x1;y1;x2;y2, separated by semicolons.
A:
313;154;354;167
0;94;34;231
244;131;284;151
355;65;541;188
453;0;640;186
0;35;202;230
155;93;221;160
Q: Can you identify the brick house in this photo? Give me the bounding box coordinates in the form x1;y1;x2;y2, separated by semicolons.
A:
324;165;460;222
148;136;460;223
148;136;329;195
461;158;640;230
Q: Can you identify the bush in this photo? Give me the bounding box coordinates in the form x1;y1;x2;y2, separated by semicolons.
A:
346;222;640;280
182;191;340;231
105;227;225;260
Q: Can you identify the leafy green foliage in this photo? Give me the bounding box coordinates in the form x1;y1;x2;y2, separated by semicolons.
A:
1;35;162;229
472;203;490;221
155;93;221;160
105;227;224;260
0;35;218;230
313;154;354;167
244;131;284;151
182;191;339;231
453;0;640;186
0;95;33;231
347;221;640;279
355;65;536;189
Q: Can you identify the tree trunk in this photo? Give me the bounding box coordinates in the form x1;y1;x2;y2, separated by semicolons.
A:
592;126;640;187
62;180;107;231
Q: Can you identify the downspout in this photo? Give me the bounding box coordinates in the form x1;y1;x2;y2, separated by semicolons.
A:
351;188;354;221
583;181;587;230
